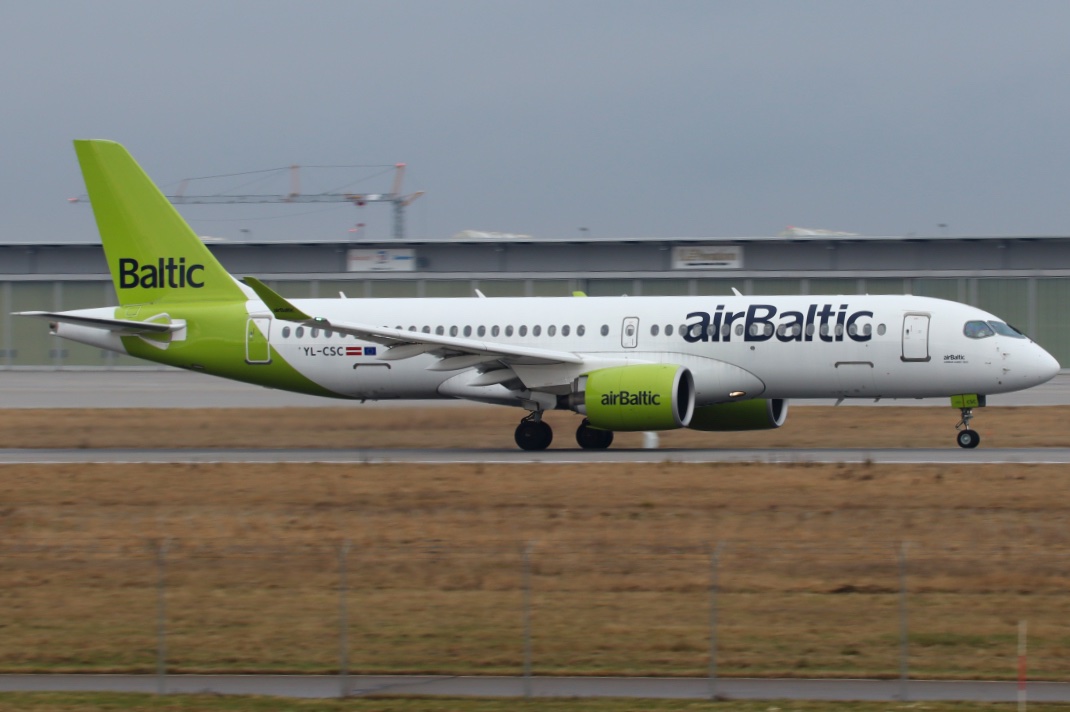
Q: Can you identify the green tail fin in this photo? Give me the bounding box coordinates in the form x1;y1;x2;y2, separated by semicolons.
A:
74;140;246;306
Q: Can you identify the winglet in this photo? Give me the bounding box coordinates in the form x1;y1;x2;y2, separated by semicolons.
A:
242;277;313;321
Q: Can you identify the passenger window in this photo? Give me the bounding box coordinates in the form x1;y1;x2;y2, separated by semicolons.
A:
806;324;815;337
863;324;872;337
295;326;304;338
601;325;609;336
877;324;886;336
665;324;673;336
282;326;291;338
651;324;660;336
463;326;472;337
506;325;514;337
577;325;586;336
735;324;744;336
835;324;843;337
491;325;500;337
436;326;445;335
533;325;541;337
450;326;459;336
562;325;570;336
311;328;320;338
422;326;430;333
477;326;486;337
519;325;528;337
548;325;556;337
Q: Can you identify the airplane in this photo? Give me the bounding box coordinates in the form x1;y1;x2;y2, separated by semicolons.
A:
16;140;1061;450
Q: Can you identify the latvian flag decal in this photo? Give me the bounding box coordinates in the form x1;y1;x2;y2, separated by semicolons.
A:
346;346;377;356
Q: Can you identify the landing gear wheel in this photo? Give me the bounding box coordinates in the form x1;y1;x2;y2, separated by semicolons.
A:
576;419;614;450
515;417;553;451
954;406;981;449
956;429;981;449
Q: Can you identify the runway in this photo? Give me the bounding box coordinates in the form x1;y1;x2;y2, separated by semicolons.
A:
2;446;1070;465
2;673;1070;702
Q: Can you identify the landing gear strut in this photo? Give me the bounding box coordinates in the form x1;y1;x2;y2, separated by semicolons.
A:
515;412;553;451
955;407;981;449
576;418;614;449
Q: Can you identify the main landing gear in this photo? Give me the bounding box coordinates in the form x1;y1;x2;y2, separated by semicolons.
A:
513;414;617;451
515;412;553;451
576;418;614;449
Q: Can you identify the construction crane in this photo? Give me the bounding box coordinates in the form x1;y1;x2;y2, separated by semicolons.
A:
72;163;424;240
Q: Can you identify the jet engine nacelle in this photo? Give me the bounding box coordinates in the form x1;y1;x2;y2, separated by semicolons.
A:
688;399;789;431
570;364;695;431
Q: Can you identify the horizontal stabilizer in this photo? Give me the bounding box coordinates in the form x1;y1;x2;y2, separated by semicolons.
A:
15;311;180;334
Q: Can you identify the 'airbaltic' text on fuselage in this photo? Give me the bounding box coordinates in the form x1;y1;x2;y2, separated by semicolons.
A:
119;258;205;289
684;304;873;343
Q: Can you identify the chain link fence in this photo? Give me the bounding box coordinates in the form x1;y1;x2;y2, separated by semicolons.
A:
1;539;1066;688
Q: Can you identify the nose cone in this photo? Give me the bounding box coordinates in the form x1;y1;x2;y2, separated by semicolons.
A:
1035;345;1061;384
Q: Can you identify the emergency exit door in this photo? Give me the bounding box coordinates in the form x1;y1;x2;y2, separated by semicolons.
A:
622;317;639;348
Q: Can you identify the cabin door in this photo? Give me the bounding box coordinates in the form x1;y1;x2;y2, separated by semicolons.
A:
901;314;930;362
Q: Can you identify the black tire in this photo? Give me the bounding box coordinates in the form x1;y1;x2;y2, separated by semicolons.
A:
576;419;614;449
515;420;553;451
956;429;981;449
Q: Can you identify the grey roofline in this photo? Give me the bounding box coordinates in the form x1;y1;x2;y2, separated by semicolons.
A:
3;234;1070;248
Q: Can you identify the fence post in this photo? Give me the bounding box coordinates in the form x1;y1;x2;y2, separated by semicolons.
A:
897;542;909;701
338;539;351;699
709;541;724;701
522;541;534;699
155;538;169;696
1018;619;1028;712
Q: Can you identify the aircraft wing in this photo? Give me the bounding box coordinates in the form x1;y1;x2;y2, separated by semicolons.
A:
242;277;584;369
14;311;180;334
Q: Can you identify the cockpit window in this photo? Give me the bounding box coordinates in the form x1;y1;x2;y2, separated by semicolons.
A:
964;321;995;339
988;321;1027;339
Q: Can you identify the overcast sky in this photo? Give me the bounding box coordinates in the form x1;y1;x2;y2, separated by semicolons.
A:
4;1;1070;242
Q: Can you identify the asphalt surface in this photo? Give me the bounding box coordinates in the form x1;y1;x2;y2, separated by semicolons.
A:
0;673;1067;702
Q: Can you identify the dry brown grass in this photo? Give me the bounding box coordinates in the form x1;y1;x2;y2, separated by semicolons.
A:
0;404;1068;449
2;450;1070;679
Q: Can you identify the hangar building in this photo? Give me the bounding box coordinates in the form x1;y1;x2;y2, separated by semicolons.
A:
1;234;1068;369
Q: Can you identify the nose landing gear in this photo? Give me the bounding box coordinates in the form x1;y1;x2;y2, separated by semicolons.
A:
515;412;553;451
955;409;981;449
952;394;985;449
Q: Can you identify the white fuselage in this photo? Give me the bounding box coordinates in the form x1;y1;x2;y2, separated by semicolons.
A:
51;293;1059;406
239;294;1059;404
